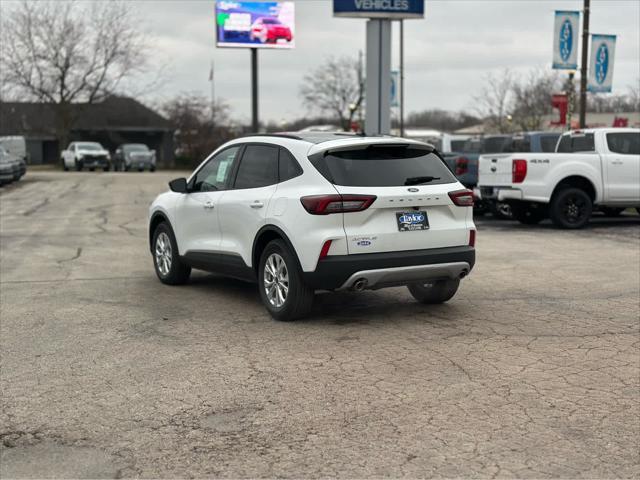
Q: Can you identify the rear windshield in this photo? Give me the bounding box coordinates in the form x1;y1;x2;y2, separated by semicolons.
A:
540;135;560;152
450;140;466;152
124;144;149;152
482;136;511;153
77;143;102;151
607;132;640;154
556;133;595;152
461;139;482;153
310;146;457;187
510;137;531;152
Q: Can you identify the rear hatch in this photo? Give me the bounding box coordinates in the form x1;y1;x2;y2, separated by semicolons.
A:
309;143;470;255
478;153;514;186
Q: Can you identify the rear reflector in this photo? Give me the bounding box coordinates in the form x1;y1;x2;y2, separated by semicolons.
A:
300;194;377;215
512;159;527;183
319;240;332;260
448;189;474;207
469;230;476;247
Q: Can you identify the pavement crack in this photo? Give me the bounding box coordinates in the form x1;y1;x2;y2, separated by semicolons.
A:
57;247;83;264
22;197;49;216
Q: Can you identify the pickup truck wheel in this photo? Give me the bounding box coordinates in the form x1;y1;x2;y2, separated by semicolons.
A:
152;223;191;285
258;239;314;321
408;279;460;304
75;160;82;171
511;202;546;225
550;188;592;229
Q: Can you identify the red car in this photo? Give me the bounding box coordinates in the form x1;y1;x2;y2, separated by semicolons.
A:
250;17;292;44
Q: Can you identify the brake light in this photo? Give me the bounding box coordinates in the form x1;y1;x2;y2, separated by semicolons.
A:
300;194;376;215
455;156;469;176
512;159;527;183
319;240;332;260
469;230;476;247
448;189;474;207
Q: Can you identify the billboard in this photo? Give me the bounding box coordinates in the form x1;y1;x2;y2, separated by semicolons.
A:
552;11;579;70
588;34;616;93
216;1;295;49
333;0;424;19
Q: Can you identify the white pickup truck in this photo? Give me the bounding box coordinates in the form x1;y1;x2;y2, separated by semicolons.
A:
478;128;640;228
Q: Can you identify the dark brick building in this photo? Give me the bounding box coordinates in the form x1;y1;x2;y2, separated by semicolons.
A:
0;96;174;165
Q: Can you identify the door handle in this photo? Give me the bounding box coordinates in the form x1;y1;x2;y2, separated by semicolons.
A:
611;160;623;165
203;201;215;209
250;201;264;209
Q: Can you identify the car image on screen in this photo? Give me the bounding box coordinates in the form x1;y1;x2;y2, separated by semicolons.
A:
250;17;292;44
216;1;295;49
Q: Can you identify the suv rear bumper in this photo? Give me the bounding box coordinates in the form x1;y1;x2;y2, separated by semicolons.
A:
303;246;475;291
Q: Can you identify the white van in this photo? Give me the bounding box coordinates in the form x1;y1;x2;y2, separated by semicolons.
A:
0;136;28;162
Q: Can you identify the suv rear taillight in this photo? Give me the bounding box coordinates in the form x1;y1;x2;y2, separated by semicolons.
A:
448;189;474;207
512;159;527;183
300;194;377;215
455;156;469;176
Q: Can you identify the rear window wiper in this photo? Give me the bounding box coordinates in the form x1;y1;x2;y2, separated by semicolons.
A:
404;176;440;185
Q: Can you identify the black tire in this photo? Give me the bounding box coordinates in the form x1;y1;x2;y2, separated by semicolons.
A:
636;208;640;216
407;279;460;304
103;165;110;172
152;222;191;285
63;162;69;172
124;165;130;172
511;202;546;225
489;201;513;220
150;166;156;172
600;207;624;217
258;239;314;321
549;187;592;229
75;160;82;171
89;167;95;172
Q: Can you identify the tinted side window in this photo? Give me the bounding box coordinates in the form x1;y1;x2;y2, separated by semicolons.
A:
607;132;640;155
279;148;303;182
557;134;595;153
234;145;278;189
511;137;531;152
192;146;240;192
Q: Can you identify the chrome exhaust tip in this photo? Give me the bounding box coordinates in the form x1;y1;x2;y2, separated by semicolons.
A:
352;278;368;291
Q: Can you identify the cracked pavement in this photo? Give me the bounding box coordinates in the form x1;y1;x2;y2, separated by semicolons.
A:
1;171;639;478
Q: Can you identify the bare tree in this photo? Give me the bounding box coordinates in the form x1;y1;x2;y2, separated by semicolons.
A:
0;0;149;146
511;70;560;131
299;56;364;131
163;93;235;168
473;69;514;133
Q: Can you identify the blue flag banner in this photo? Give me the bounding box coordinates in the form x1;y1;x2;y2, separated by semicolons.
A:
588;34;616;93
552;11;579;70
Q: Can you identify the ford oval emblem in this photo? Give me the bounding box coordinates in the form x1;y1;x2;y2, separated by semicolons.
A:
559;19;573;62
407;187;419;192
399;213;425;225
595;42;609;85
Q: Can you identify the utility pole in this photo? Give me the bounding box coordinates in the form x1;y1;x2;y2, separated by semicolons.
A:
579;0;590;128
399;19;405;137
251;49;259;133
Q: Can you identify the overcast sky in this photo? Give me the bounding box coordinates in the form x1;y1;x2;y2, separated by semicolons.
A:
11;0;640;123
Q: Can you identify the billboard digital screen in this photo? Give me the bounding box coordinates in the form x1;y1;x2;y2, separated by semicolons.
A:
216;1;295;49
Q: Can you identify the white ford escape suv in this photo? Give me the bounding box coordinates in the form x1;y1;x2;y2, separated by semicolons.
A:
149;133;476;321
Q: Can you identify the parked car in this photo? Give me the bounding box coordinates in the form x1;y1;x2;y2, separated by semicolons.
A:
149;133;476;321
250;17;292;44
0;146;19;186
0;136;27;181
61;142;111;171
478;128;640;228
114;144;156;172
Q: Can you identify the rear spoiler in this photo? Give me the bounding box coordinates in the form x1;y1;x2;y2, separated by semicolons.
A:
308;142;435;162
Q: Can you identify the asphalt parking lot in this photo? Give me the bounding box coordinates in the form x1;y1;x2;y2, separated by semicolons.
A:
1;171;639;478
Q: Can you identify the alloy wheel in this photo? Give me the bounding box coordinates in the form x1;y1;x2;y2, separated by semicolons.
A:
155;232;172;276
562;194;588;225
264;253;289;308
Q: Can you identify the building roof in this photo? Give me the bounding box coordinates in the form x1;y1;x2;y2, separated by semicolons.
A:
0;96;172;137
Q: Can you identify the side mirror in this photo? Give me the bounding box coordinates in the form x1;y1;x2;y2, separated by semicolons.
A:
169;177;188;193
